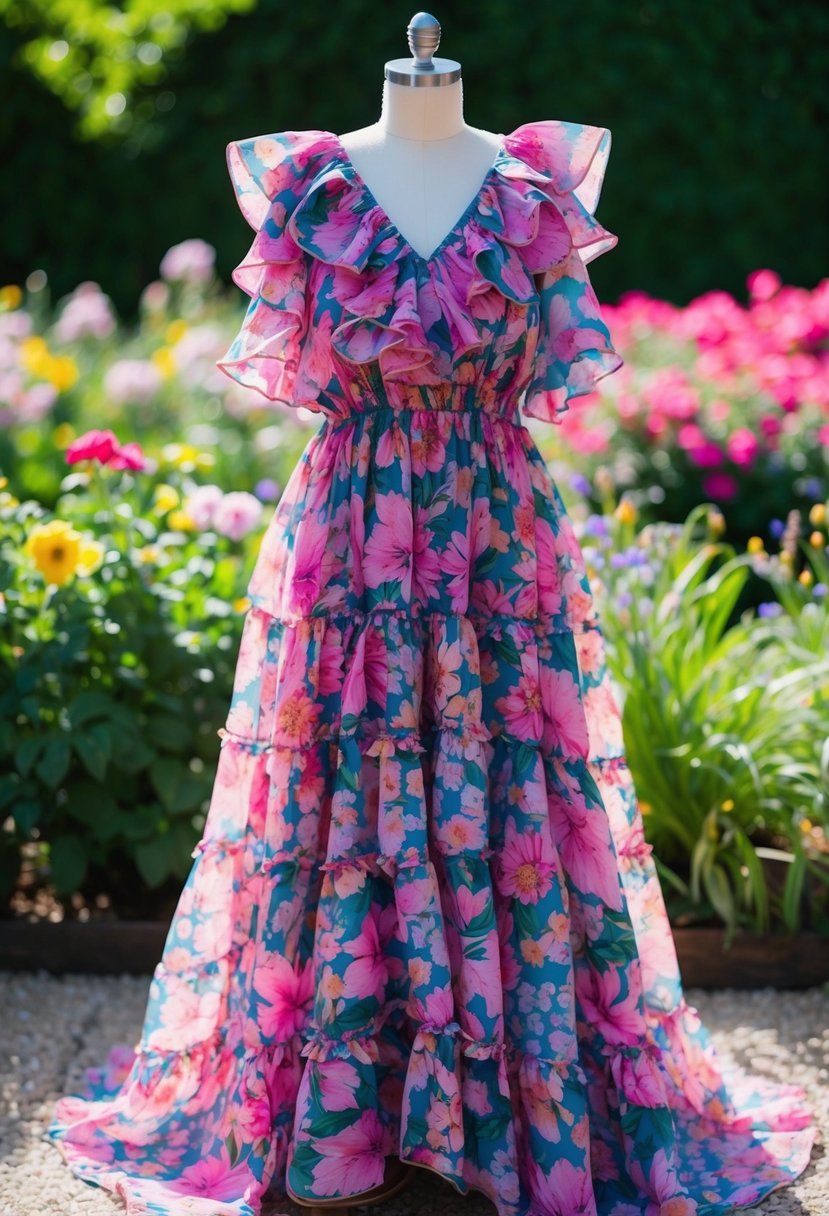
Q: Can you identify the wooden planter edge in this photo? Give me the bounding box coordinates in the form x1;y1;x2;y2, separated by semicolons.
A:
1;920;828;989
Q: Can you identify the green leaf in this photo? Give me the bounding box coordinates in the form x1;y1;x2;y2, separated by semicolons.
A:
134;832;180;888
35;736;72;790
48;834;88;894
15;737;43;779
145;715;194;754
73;725;112;781
149;757;208;815
67;692;115;728
13;799;41;833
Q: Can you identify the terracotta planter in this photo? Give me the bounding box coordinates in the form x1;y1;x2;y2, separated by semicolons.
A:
673;926;829;989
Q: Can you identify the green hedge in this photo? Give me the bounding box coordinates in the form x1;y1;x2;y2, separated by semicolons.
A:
2;0;827;315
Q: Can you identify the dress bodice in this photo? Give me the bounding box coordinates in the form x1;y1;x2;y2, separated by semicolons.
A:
216;121;623;429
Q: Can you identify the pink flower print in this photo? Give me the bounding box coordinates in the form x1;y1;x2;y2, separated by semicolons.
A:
425;1078;464;1153
541;666;588;758
429;635;463;715
443;528;470;609
255;955;314;1041
522;1059;566;1142
169;1151;255;1198
153;977;221;1049
412;506;442;604
288;519;327;615
495;818;557;905
495;672;543;742
342;907;388;1002
411;418;449;477
363;491;413;601
547;773;624;911
454;883;489;927
529;1154;596;1215
463;1076;493;1117
576;963;645;1047
275;688;320;748
317;1057;362;1111
310;1108;387;1197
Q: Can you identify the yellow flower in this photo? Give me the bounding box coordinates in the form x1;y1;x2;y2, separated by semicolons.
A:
152;347;176;378
53;422;76;449
137;544;160;565
800;818;813;833
161;442;200;470
720;799;734;812
195;451;216;470
233;596;252;613
798;568;813;587
24;519;82;585
165;319;188;345
0;476;6;490
809;503;826;526
153;484;179;513
747;536;765;554
0;490;20;509
168;509;194;531
779;550;794;565
614;499;637;526
0;285;22;310
77;539;105;576
639;800;652;816
708;509;726;536
809;531;824;548
20;336;51;376
46;354;79;392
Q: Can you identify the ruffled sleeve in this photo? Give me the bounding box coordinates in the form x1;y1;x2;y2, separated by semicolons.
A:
511;120;624;425
216;130;338;407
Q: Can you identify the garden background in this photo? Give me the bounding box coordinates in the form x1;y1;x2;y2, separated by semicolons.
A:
1;1;829;958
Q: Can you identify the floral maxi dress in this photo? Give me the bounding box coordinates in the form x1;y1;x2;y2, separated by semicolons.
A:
47;120;818;1216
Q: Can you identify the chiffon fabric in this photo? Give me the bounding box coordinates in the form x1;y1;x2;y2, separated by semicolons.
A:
47;120;817;1216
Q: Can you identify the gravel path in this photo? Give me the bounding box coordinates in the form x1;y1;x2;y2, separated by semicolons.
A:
0;973;826;1216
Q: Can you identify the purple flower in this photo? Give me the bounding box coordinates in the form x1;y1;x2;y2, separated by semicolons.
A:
212;491;264;542
184;484;224;530
584;513;610;538
769;518;785;539
617;591;633;608
160;239;216;284
254;478;281;502
569;473;592;496
812;583;827;598
53;282;116;342
758;602;784;618
103;359;163;406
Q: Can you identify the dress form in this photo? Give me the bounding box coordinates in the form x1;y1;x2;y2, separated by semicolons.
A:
338;15;502;261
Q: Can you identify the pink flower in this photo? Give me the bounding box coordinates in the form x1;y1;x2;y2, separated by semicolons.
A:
185;483;224;529
160;238;216;283
726;427;760;467
255;955;314;1041
103;359;163;405
701;471;738;500
342;907;389;1001
362;490;413;599
212;491;264;541
495;817;557;905
65;428;143;470
53;281;116;342
747;269;781;302
310;1108;387;1196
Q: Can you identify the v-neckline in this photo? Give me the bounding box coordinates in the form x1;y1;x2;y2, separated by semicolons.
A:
327;131;508;266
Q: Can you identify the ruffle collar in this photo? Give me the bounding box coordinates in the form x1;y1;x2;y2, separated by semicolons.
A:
224;119;618;386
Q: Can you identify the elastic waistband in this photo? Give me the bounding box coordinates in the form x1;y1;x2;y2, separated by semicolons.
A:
321;404;526;436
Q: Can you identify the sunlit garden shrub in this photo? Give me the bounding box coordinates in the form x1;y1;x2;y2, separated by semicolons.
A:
538;272;829;547
0;430;267;911
577;496;829;940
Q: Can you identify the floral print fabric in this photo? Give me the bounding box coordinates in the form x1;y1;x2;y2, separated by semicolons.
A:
47;121;817;1216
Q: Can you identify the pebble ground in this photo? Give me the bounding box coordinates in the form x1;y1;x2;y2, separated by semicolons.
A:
0;974;826;1216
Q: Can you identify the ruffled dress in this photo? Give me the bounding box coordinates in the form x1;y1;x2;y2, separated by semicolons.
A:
46;121;817;1216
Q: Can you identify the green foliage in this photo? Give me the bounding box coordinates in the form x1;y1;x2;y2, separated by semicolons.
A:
0;0;254;138
583;501;829;941
1;0;827;313
0;459;259;911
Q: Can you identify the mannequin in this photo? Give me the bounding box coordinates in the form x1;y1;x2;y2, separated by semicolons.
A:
337;12;502;261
